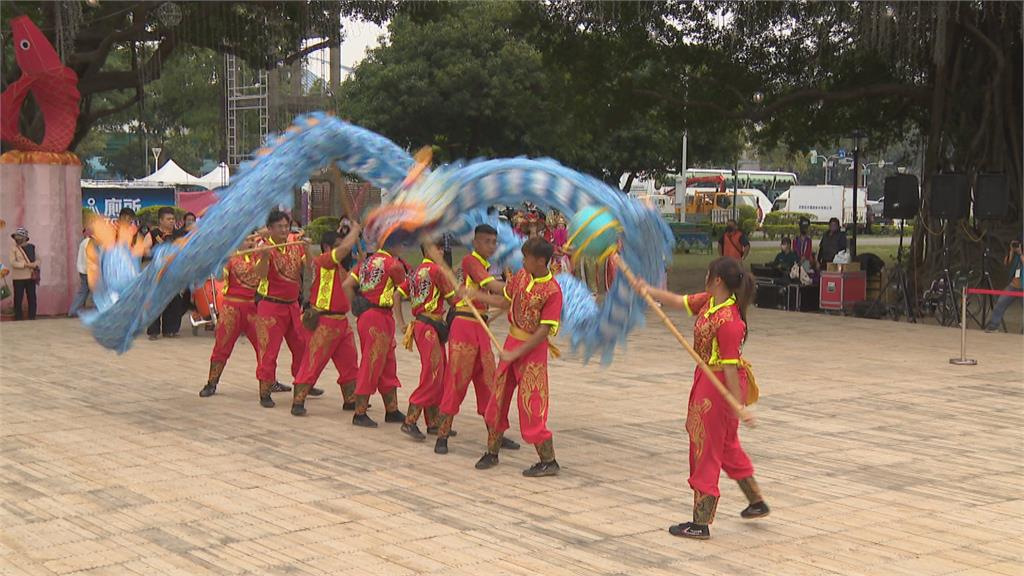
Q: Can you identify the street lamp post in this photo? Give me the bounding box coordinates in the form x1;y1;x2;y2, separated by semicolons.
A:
850;130;865;259
151;147;162;173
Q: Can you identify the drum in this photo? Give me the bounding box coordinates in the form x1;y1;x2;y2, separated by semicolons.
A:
191;277;223;327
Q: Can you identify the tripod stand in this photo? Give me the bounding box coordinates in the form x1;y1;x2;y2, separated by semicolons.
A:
962;245;998;329
877;220;916;322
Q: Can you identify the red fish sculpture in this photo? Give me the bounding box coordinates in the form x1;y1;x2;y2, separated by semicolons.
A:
1;16;81;152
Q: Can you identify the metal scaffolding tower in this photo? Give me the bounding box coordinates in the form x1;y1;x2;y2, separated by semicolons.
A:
225;54;269;169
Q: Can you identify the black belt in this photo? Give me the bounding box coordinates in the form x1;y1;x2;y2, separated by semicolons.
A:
454;310;488;322
319;310;349;318
261;295;296;305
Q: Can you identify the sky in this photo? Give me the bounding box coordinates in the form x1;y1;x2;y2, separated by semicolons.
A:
305;18;386;83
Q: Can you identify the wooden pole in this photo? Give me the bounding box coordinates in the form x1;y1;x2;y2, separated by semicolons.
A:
614;255;754;425
235;240;308;256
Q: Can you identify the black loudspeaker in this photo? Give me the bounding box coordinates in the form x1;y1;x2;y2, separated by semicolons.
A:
928;173;970;219
974;173;1009;219
883;174;920;219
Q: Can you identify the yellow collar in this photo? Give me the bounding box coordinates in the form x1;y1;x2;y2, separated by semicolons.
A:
704;294;737;318
526;271;553;293
377;249;392;257
422;258;434;264
471;251;490;269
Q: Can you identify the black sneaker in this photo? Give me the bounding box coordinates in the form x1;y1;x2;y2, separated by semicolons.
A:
384;410;406;423
148;334;160;341
522;460;560;477
668;522;710;540
271;382;291;393
475;453;499;470
740;501;770;519
401;423;426;441
259;396;275;408
199;383;217;398
291;404;307;417
501;437;521;450
308;387;325;397
352;413;378;428
426;427;457;437
434;437;448;454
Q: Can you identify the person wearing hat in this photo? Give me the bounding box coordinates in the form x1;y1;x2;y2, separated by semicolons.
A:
9;227;40;320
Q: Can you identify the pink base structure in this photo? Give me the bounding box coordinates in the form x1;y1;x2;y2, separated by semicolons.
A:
1;153;82;317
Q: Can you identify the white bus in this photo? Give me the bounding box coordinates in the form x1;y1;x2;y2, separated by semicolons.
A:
683;169;797;202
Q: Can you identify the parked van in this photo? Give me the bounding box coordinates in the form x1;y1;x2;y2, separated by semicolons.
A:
772;185;869;226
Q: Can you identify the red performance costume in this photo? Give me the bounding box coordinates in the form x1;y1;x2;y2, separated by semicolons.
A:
400;257;456;434
202;254;260;396
485;269;562;462
254;239;308;407
681;292;764;527
353;249;407;422
434;252;498;442
290;249;359;415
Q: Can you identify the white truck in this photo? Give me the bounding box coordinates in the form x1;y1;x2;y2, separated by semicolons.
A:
771;185;870;226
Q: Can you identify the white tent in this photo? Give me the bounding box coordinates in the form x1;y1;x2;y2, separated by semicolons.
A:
138;159;202;186
197;163;230;189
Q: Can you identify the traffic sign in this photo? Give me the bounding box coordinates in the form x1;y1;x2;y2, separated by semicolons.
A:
838;148;847;159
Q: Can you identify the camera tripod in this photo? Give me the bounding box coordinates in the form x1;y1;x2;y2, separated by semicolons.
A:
965;245;998;329
877;220;916;322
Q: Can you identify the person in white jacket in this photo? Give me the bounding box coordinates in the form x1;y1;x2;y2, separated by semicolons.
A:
68;228;92;317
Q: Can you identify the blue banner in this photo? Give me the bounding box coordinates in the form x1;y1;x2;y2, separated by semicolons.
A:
82;186;176;218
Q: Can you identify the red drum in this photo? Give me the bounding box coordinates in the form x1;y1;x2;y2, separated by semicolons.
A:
191;277;224;326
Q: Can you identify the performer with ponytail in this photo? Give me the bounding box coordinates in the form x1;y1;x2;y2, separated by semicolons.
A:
634;256;769;540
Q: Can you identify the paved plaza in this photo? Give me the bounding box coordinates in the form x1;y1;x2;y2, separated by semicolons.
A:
1;309;1022;576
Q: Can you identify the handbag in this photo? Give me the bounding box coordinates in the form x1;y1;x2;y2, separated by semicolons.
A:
17;245;40;284
0;279;10;300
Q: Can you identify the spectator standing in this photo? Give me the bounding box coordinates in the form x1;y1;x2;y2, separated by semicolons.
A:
985;238;1023;333
793;218;816;271
9;227;40;320
719;219;750;262
68;228;92;317
817;218;848;268
147;207;186;339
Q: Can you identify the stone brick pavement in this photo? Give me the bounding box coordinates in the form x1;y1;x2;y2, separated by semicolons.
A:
1;309;1021;576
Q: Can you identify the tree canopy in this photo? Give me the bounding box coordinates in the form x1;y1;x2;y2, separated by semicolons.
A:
2;0;396;151
337;1;741;187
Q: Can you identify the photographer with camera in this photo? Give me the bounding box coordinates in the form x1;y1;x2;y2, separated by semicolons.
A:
985;236;1023;333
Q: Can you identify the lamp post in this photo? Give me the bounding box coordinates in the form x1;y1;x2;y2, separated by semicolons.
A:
733;91;765;221
151;147;162;173
850;130;865;259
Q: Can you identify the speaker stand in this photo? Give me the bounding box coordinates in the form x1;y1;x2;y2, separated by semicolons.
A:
877;220;916;322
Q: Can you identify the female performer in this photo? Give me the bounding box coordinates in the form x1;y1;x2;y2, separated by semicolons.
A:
634;256;769;540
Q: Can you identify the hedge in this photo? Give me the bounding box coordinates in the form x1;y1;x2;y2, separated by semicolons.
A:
304;216;341;245
136;205;187;226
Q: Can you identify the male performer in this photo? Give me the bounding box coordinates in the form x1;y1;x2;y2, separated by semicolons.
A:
433;224;520;455
351;239;408;427
398;243;459;440
469;237;563;476
253;210;310;408
200;235;261;398
290;225;362;416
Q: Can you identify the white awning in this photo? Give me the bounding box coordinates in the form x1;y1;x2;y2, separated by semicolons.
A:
138;159;202;186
